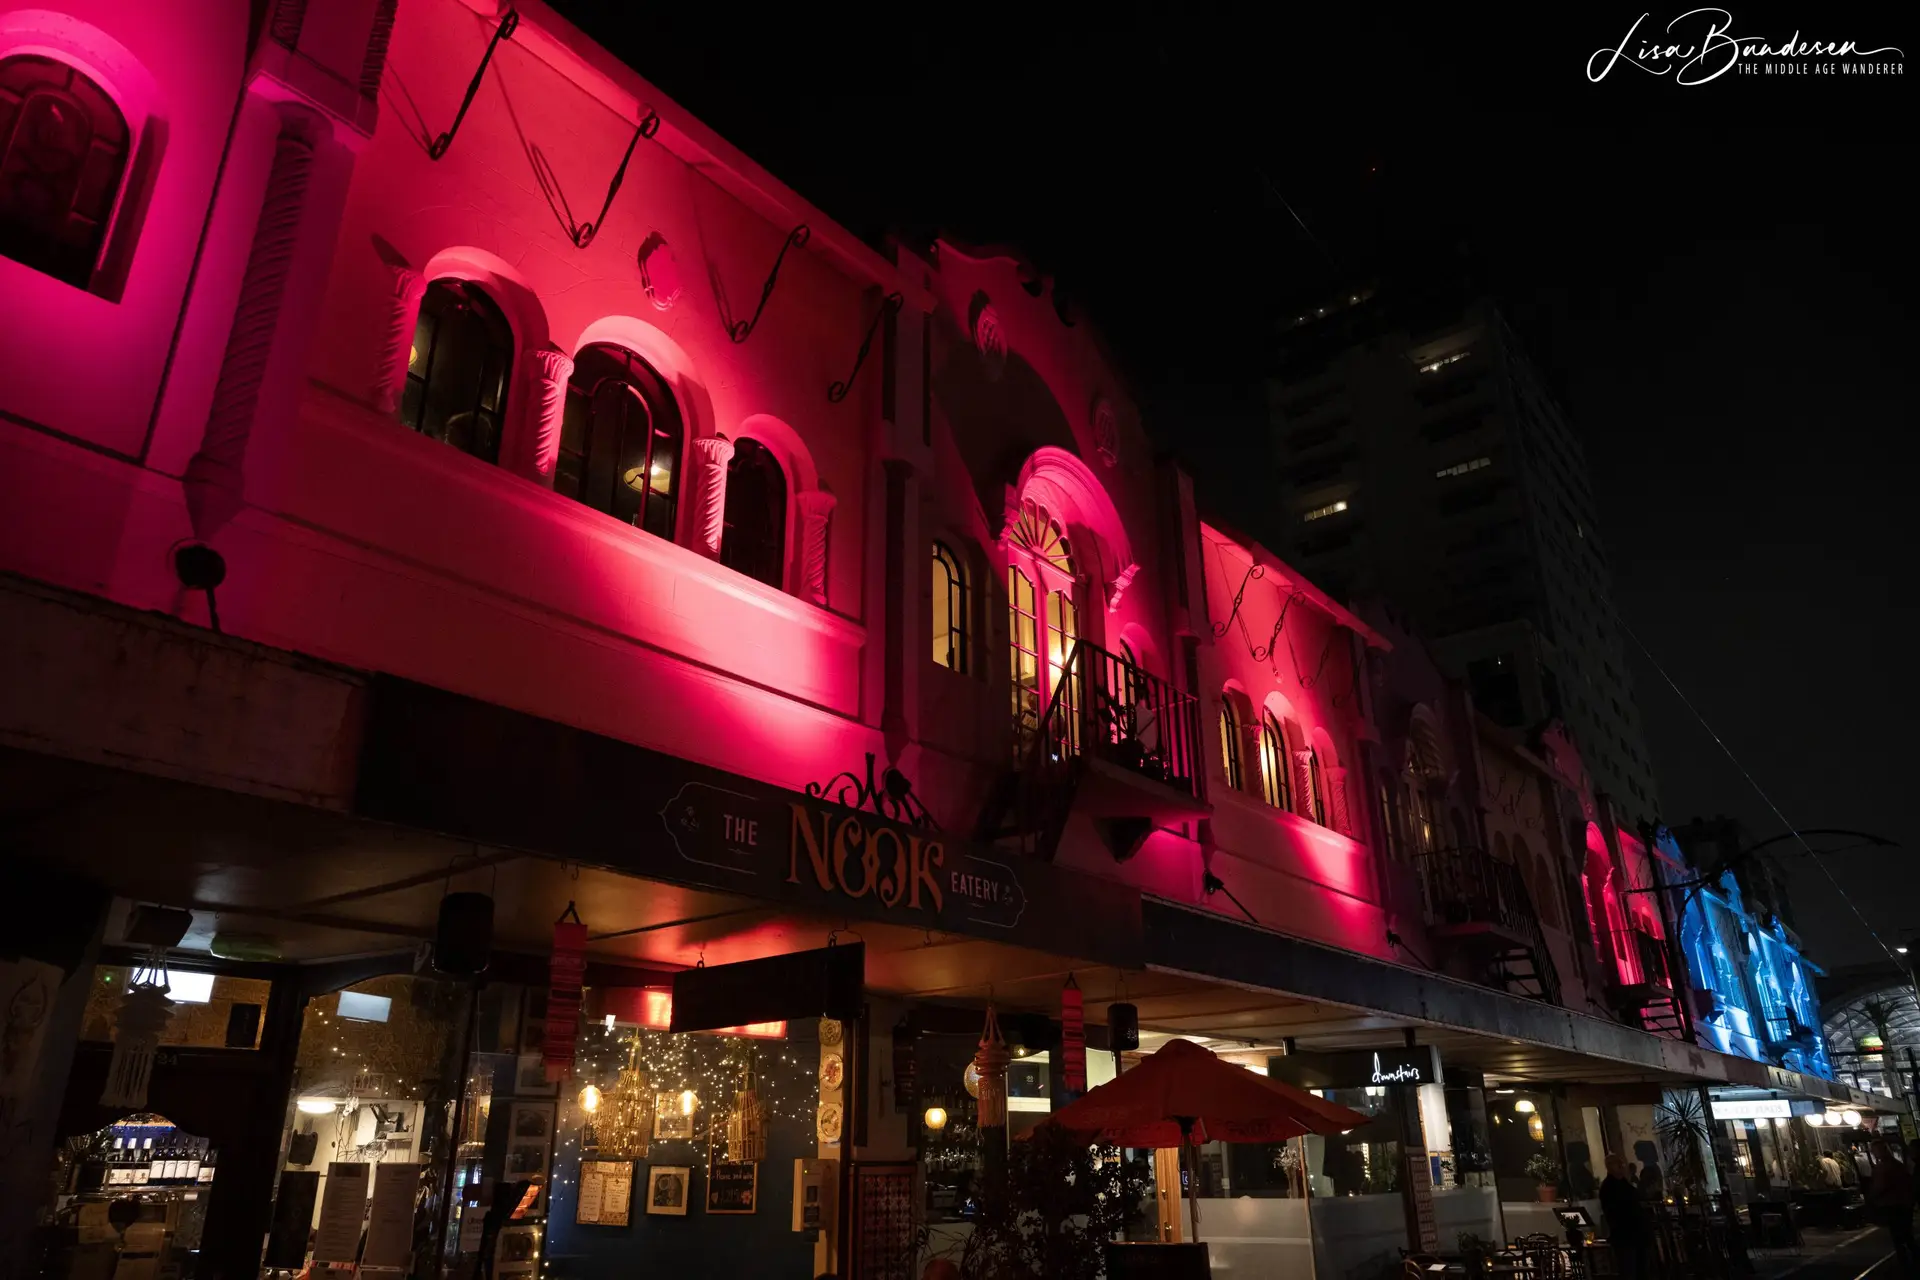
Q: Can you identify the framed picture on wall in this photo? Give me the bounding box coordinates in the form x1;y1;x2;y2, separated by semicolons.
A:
514;1053;557;1097
508;1101;555;1143
653;1094;693;1141
647;1165;692;1216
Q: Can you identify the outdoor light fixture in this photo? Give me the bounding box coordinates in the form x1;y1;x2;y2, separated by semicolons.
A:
578;1084;602;1114
680;1089;697;1116
1899;947;1910;955
1843;1110;1861;1128
1806;1112;1826;1127
1824;1111;1844;1126
923;1106;949;1132
1774;1117;1792;1128
1514;1099;1537;1114
297;1099;338;1115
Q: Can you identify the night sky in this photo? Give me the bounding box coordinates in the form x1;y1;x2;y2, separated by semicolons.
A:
549;4;1913;966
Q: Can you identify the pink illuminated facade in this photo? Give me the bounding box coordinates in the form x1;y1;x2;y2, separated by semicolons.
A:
4;1;1870;1273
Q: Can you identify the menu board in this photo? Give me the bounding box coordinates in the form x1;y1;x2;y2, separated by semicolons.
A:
575;1160;634;1227
363;1163;423;1268
1404;1152;1439;1252
707;1158;758;1214
851;1162;916;1280
313;1162;371;1262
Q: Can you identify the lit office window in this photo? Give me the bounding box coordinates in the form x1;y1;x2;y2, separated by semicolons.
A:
1302;500;1349;523
1416;350;1471;374
1435;456;1492;480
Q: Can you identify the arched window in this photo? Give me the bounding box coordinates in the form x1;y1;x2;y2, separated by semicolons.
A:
1258;714;1291;811
1406;779;1436;853
559;345;683;540
931;541;970;673
401;279;513;464
0;56;131;289
720;437;787;588
1218;699;1244;793
1306;746;1327;825
1007;566;1041;750
1007;500;1078;755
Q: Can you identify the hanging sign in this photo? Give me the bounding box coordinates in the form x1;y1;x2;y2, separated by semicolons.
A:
543;908;588;1082
1268;1045;1443;1091
1060;976;1088;1100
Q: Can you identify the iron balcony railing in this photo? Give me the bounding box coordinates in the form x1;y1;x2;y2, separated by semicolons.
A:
1026;639;1203;796
1411;845;1561;1004
1614;926;1673;990
1414;844;1533;936
1009;640;1204;858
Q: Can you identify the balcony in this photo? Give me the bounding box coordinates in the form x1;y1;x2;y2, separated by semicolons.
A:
988;640;1207;862
1413;846;1560;1004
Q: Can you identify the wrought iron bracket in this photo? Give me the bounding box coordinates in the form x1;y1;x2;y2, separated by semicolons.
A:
428;9;518;161
1253;590;1298;663
827;292;904;403
570;109;660;248
807;752;939;829
728;224;811;343
1211;562;1264;637
1298;630;1338;689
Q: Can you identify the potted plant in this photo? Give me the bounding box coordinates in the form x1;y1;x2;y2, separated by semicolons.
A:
1526;1153;1563;1203
1457;1231;1496;1278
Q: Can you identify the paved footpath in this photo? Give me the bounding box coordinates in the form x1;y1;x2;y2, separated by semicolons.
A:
1748;1226;1907;1280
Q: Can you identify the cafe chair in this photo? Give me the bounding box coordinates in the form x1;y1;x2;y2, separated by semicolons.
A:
1402;1254;1442;1278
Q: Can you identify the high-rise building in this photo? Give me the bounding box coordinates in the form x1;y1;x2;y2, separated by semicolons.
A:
1266;284;1661;826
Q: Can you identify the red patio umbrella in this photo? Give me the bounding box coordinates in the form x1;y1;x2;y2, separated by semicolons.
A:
1032;1037;1369;1245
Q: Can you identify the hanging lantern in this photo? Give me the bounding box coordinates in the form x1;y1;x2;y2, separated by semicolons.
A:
543;905;588;1082
599;1038;654;1158
101;962;176;1110
971;1006;1012;1129
726;1065;769;1163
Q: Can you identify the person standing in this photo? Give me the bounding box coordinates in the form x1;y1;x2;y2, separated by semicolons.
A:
1868;1140;1917;1276
1602;1152;1653;1280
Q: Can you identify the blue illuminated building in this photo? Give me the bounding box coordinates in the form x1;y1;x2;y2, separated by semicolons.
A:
1663;822;1833;1079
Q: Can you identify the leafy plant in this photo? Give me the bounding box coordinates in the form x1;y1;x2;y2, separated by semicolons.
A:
1654;1090;1713;1203
1524;1153;1562;1186
957;1127;1147;1280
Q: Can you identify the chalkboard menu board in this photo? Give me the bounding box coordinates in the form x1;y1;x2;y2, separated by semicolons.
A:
1404;1152;1438;1251
575;1160;634;1227
851;1162;916;1280
706;1157;758;1214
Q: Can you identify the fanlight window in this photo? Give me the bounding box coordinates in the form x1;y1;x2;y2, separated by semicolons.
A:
0;55;132;289
1008;498;1073;577
932;541;970;673
1258;714;1291;810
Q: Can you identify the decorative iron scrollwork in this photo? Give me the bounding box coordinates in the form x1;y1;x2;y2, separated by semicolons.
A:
827;291;904;403
1254;590;1298;664
428;9;518;160
1211;562;1264;637
728;224;811;343
807;753;938;829
569;109;660;248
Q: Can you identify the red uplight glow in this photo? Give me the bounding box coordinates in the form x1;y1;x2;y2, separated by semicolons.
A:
599;987;787;1039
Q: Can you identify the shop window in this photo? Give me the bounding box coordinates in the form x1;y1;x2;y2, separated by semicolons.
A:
1258;713;1291;810
0;55;131;289
931;540;970;672
400;279;514;465
1218;698;1245;792
559;344;683;541
719;436;787;588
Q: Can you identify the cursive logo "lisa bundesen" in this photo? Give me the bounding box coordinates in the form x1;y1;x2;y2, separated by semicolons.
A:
1588;9;1905;85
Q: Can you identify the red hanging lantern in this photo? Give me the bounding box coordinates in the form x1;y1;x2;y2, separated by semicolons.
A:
543;903;588;1082
1060;975;1087;1100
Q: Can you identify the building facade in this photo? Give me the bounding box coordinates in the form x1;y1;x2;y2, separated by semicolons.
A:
1267;287;1661;828
0;2;1880;1277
